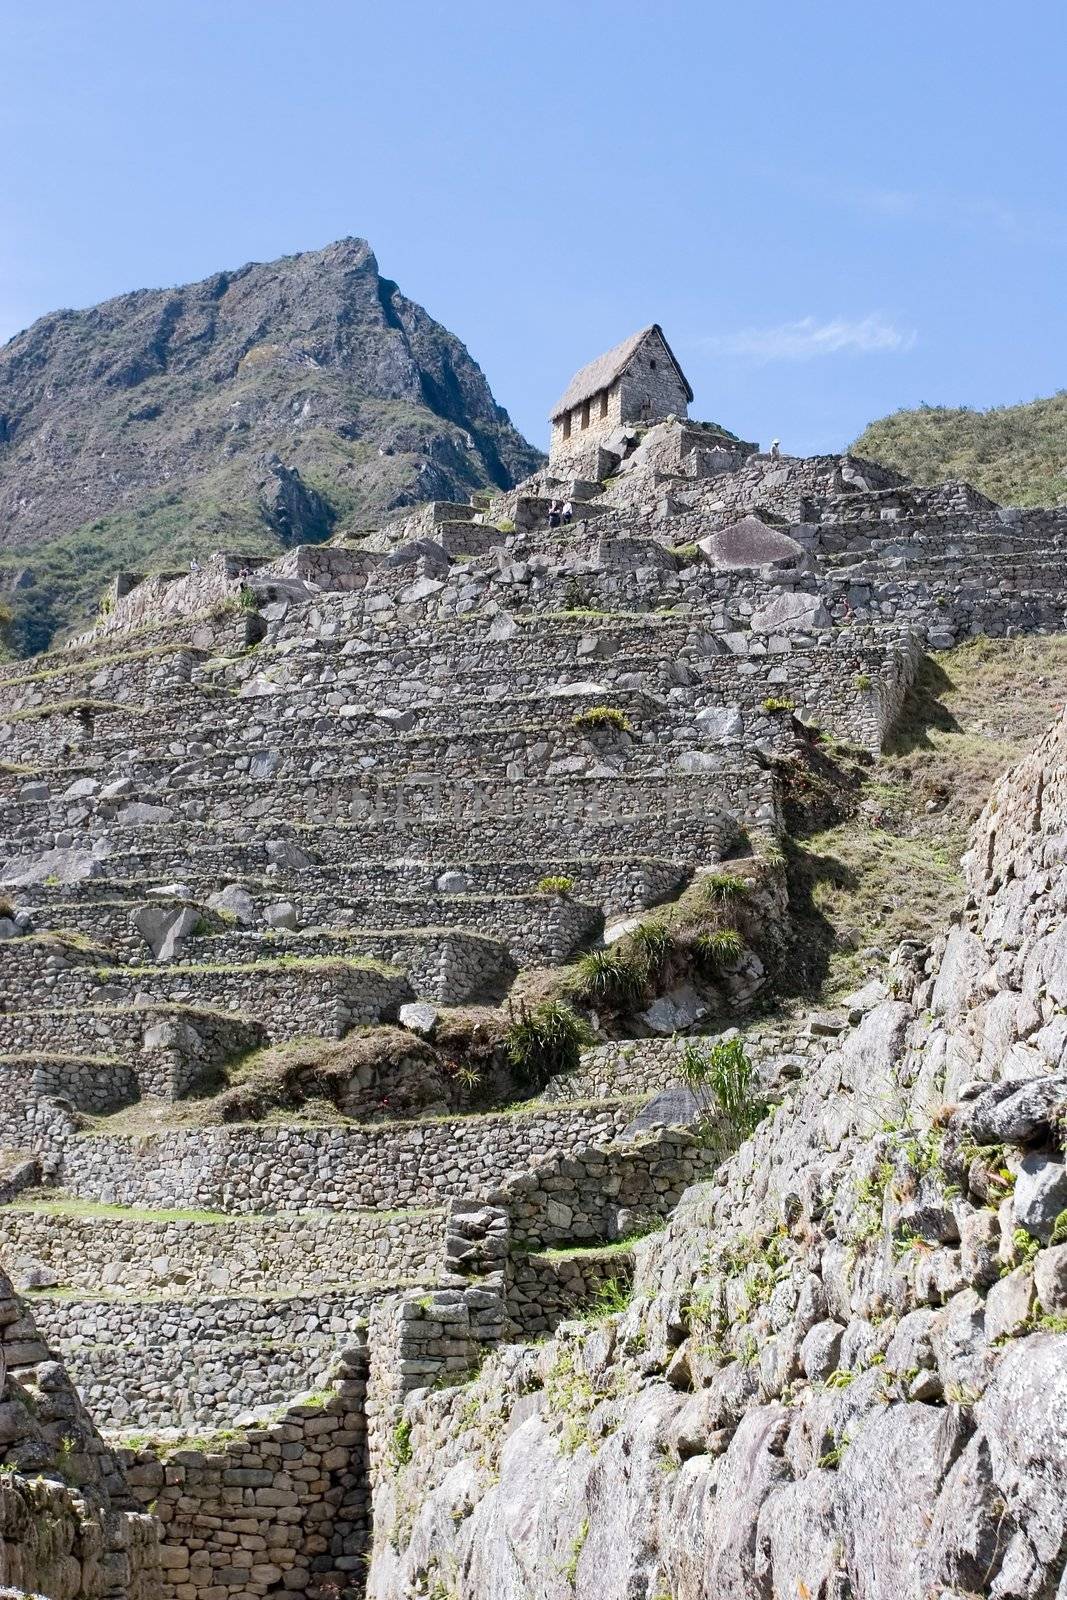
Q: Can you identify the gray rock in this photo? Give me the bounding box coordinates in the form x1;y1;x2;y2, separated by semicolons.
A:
799;1319;844;1381
18;781;50;801
985;1267;1035;1343
399;1002;439;1037
265;839;313;870
0;847;100;887
1034;1244;1067;1312
131;904;201;961
488;610;519;641
437;870;469;894
750;591;831;634
117;801;174;826
1014;1153;1067;1244
207;884;256;927
698;516;806;571
0;917;17;941
642;985;711;1037
693;704;743;741
374;707;416;732
262;900;299;931
62;776;100;800
620;1083;701;1137
99;777;136;799
959;1208;1001;1289
962;1074;1067;1145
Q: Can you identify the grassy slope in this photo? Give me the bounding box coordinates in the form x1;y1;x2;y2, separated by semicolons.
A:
790;634;1067;998
852;391;1067;507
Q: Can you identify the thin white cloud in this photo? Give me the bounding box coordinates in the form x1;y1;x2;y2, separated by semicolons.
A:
704;314;917;363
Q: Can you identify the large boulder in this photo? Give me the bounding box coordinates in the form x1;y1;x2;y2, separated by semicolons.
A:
207;884;256;926
0;848;100;888
131;904;201;961
750;591;831;634
698;516;806;571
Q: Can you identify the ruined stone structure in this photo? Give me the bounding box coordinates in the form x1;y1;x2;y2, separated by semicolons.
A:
548;325;695;470
2;389;1067;1598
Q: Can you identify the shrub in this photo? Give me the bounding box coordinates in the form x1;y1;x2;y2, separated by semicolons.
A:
505;1001;592;1090
495;518;517;533
628;918;676;979
538;874;575;896
761;696;796;715
572;705;632;734
589;1277;631;1317
238;585;258;612
698;871;749;908
854;672;873;691
693;927;744;970
572;946;647;1010
390;1417;413;1467
678;1036;768;1155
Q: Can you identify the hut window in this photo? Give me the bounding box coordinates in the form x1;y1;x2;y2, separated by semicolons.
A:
562;411;571;440
649;358;657;370
581;400;591;430
599;391;609;419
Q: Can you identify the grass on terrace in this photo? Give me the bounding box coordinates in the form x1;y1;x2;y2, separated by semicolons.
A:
788;634;1067;998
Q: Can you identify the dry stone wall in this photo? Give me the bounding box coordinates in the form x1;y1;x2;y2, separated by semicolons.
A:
1;1205;442;1295
3;419;1067;1600
48;1102;642;1214
119;1355;371;1600
364;713;1067;1600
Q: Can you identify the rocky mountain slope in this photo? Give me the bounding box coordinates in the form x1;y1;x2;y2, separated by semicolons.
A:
369;709;1067;1600
854;390;1067;510
0;237;541;652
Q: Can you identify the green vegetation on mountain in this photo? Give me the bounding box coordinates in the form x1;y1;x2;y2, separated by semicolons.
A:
0;238;542;653
853;390;1067;508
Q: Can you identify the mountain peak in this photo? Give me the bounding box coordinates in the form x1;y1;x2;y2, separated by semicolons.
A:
0;240;542;652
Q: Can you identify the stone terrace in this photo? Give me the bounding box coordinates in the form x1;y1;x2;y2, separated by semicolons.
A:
3;424;1067;1598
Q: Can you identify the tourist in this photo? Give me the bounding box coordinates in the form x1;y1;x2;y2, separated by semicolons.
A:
561;499;574;525
770;439;781;459
548;499;561;529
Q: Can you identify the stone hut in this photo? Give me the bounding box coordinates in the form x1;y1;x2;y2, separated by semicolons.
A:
548;324;693;467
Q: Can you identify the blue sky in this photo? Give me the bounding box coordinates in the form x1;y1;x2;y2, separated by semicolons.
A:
1;0;1064;455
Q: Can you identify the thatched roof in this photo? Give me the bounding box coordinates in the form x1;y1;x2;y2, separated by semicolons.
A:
549;324;693;421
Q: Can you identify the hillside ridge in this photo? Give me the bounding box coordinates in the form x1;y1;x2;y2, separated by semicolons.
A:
854;388;1067;509
0;236;542;652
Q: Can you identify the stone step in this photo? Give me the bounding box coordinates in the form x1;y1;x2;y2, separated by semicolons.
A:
1;1053;133;1146
1;790;752;889
3;684;658;764
0;1196;443;1296
0;1002;267;1102
0;644;211;719
60;956;412;1048
45;888;594;974
17;851;686;933
3;724;750;797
